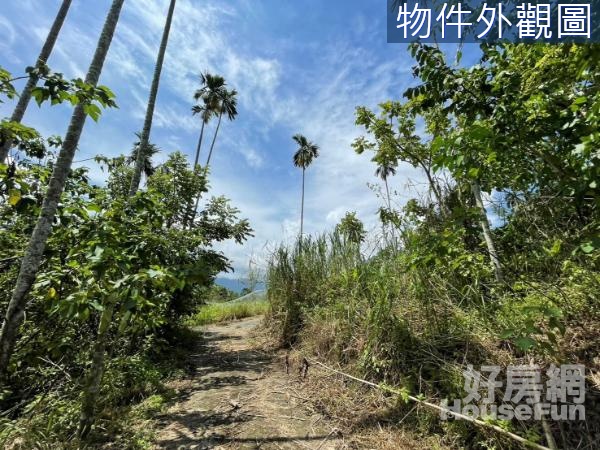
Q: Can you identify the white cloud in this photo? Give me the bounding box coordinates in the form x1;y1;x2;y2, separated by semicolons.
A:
0;16;19;65
1;0;432;278
241;147;264;169
116;1;428;276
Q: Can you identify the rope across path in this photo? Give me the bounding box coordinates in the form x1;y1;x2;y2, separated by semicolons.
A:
302;357;553;450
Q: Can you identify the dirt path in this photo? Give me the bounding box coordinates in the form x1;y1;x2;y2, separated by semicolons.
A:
154;317;342;450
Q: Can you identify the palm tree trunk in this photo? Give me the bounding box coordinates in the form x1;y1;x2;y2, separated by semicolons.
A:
0;0;72;164
78;303;114;438
193;120;206;169
205;110;223;166
384;177;395;245
385;178;391;210
128;0;176;196
184;111;224;228
185;120;208;228
471;181;504;283
0;0;125;378
300;168;305;238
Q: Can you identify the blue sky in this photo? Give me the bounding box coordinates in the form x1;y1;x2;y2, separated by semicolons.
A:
0;0;478;279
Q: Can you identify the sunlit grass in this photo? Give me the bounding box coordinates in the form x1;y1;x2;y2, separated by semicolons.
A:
186;300;269;326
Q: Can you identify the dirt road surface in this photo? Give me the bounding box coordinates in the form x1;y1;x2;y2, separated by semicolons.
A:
154;317;343;450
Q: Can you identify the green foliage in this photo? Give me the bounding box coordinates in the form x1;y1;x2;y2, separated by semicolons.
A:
292;134;319;169
0;136;252;443
185;300;268;326
196;284;238;303
27;64;117;116
335;211;366;244
267;43;600;449
0;68;18;101
0;64;117;164
0;121;46;159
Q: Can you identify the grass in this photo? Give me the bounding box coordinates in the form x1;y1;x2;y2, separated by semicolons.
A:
185;300;269;326
265;227;600;449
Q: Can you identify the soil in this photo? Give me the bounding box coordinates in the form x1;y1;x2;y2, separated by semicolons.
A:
153;317;344;450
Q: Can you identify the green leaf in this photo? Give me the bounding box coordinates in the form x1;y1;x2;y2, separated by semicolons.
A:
8;189;21;206
30;87;45;106
499;329;514;339
90;301;104;311
514;337;536;352
580;242;595;254
83;103;102;122
147;268;163;279
87;203;102;213
547;239;562;257
467;167;480;179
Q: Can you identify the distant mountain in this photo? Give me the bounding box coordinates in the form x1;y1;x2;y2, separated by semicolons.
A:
215;277;244;293
215;277;265;294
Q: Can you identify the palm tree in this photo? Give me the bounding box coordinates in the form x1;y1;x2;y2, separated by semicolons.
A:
184;73;226;228
191;99;213;169
128;0;176;196
182;99;213;228
375;160;397;244
292;134;319;239
0;0;125;379
375;160;396;210
128;132;159;179
188;88;238;227
191;72;225;169
205;88;238;167
0;0;72;163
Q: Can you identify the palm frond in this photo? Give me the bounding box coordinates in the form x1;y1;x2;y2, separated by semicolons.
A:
292;134;319;169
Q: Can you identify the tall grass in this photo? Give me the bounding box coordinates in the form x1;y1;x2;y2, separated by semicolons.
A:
185;300;269;326
267;231;363;347
265;223;600;448
267;232;456;377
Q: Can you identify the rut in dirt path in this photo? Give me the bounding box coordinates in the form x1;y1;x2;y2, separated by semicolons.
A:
154;316;341;450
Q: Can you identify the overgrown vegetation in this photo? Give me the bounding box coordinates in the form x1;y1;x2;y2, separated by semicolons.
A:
0;1;251;446
1;1;599;448
186;299;269;326
268;43;599;449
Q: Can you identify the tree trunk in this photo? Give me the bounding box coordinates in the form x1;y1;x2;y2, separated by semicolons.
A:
471;181;504;283
205;110;223;167
182;111;224;227
420;163;449;216
300;168;305;238
190;178;204;227
182;112;210;228
78;304;114;438
0;0;72;163
0;0;125;378
384;177;395;245
128;0;176;196
186;111;223;227
193;120;206;169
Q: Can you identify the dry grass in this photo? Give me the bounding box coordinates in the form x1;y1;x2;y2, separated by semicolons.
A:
283;349;451;450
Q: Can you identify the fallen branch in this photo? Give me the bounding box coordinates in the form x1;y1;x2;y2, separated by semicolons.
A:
306;357;552;450
241;412;308;422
